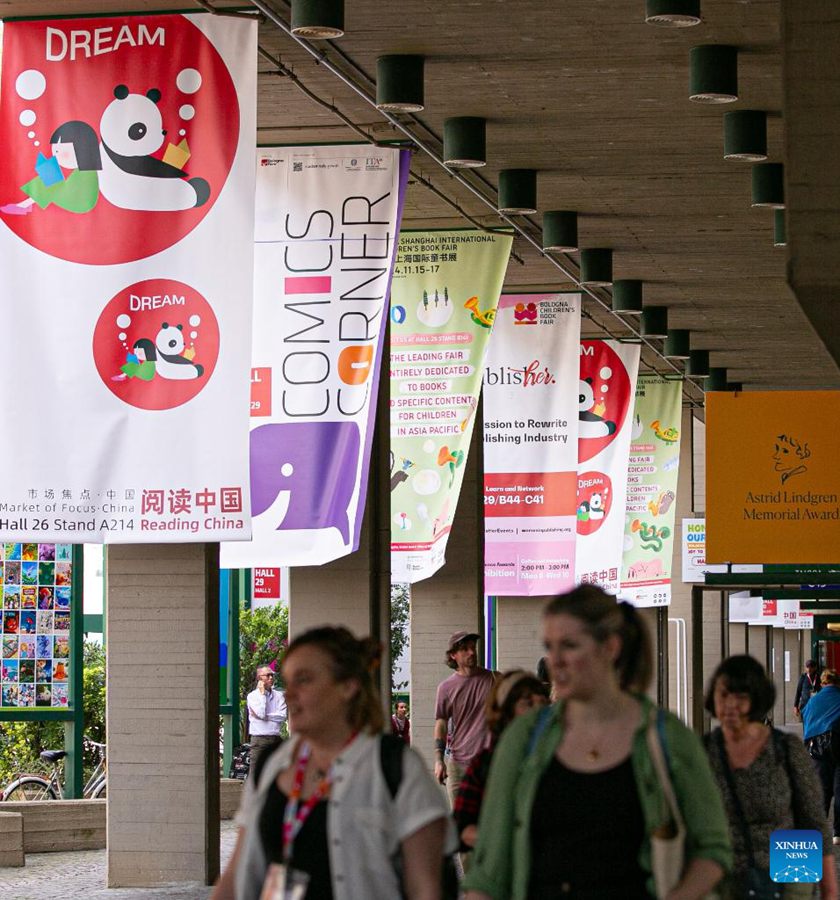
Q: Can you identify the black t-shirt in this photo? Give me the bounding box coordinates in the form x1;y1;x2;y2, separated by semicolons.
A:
528;755;651;898
258;778;333;900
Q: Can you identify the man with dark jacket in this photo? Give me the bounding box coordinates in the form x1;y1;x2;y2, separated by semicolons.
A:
794;658;821;718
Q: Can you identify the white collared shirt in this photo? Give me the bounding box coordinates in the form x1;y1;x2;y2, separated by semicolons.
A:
246;686;287;736
234;731;456;900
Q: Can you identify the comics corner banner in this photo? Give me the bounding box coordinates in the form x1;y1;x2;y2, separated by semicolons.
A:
620;376;682;607
389;230;513;584
220;146;410;569
0;14;257;542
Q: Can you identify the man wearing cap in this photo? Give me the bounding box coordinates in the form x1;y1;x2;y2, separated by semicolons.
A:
433;630;495;810
794;658;821;719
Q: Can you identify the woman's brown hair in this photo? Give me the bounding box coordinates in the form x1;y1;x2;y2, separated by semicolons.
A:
543;585;653;692
485;670;548;737
285;626;384;733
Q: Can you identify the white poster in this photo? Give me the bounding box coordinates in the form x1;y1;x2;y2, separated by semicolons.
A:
574;340;640;594
729;594;800;626
221;146;408;568
681;518;762;582
0;14;257;542
483;294;580;596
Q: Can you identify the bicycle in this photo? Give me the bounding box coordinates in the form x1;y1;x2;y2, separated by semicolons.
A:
1;735;107;801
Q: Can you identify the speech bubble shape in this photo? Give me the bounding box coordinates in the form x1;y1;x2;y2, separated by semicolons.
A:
249;421;361;544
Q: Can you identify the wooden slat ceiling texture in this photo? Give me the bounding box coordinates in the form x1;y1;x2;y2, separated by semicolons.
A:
2;0;836;396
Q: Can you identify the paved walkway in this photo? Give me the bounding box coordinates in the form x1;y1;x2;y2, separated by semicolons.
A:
0;820;239;899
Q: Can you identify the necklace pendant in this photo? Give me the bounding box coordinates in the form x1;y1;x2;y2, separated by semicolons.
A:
587;748;600;762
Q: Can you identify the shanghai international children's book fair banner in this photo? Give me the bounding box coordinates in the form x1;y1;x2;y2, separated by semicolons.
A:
0;14;257;543
389;230;512;583
482;294;581;596
220;145;409;569
619;376;682;607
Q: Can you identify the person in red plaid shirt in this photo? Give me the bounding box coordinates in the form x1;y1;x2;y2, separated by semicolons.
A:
453;670;549;851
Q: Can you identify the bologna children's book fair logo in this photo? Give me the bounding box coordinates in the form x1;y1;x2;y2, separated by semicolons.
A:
92;279;219;410
0;16;239;264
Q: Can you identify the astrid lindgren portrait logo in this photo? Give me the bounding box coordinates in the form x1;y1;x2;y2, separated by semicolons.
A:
769;830;822;883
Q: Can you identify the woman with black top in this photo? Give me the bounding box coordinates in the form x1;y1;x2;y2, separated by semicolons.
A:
463;585;731;900
212;626;454;900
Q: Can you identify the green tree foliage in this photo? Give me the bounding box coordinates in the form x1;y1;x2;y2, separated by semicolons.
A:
390;583;410;692
0;639;106;787
237;603;289;743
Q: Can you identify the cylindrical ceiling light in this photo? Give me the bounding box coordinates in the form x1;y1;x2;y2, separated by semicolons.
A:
705;367;728;391
640;306;668;339
542;211;578;252
689;45;738;104
290;0;345;38
723;110;767;161
663;328;691;359
375;56;424;112
686;349;710;378
498;169;537;215
645;0;701;26
443;117;487;168
612;279;643;315
752;162;784;208
774;208;786;247
580;248;613;286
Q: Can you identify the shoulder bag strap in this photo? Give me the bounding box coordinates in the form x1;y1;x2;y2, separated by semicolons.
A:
646;707;685;835
715;730;757;868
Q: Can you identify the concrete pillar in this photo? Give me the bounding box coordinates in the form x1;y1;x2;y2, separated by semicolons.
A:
496;596;545;673
106;543;219;888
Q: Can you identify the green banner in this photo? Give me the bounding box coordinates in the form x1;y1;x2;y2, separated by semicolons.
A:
389;230;512;583
620;377;682;606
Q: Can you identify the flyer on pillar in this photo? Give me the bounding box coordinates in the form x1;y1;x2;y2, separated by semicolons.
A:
0;14;257;542
220;146;409;569
390;230;512;583
620;375;682;607
574;340;640;593
482;294;580;596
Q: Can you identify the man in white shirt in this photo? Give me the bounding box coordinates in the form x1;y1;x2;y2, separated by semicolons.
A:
246;665;287;771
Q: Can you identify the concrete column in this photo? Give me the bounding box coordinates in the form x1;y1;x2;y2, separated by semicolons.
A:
106;543;219;888
496;596;545;673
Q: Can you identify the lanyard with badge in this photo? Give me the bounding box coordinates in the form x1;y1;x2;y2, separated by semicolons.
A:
260;742;327;900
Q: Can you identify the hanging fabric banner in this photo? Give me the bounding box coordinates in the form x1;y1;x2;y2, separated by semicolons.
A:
620;376;682;607
574;340;640;594
482;294;581;596
390;230;512;583
220;146;409;568
0;14;257;542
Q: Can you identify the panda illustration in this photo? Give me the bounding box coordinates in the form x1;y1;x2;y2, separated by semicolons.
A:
133;323;204;381
578;378;617;439
589;492;606;520
98;85;210;212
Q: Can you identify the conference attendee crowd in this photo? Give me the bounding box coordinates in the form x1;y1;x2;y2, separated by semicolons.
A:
212;586;839;900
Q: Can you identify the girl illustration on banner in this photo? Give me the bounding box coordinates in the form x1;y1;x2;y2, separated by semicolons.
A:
0;120;102;216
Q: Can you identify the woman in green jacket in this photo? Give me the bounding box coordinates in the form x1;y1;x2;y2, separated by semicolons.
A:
463;586;731;900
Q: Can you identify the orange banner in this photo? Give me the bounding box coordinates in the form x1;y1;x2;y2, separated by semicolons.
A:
707;391;840;563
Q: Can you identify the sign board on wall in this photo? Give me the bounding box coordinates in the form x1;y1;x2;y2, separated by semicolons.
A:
251;566;289;609
707;391;840;563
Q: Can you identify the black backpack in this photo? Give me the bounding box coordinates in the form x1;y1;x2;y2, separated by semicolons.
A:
379;733;460;900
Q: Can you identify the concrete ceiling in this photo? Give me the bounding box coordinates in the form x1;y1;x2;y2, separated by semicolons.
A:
3;0;837;400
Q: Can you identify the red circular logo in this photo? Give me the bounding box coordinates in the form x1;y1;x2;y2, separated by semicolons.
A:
92;278;219;410
578;341;632;463
576;471;612;535
0;16;238;264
